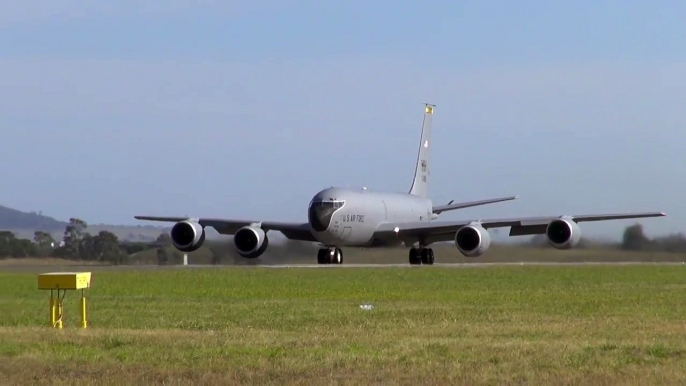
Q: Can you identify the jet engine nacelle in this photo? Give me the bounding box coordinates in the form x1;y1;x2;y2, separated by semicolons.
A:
454;223;491;257
233;226;269;258
546;218;581;249
170;220;206;252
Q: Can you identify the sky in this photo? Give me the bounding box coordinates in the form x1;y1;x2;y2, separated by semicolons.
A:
0;0;684;240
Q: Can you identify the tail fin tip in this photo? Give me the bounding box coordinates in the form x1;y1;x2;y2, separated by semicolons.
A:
408;103;434;198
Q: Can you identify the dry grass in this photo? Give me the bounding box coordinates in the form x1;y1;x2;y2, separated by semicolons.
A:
1;265;686;384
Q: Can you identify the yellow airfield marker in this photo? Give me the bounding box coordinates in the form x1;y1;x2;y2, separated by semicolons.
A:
37;272;92;329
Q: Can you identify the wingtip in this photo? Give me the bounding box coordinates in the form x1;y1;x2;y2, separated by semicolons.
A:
660;212;667;216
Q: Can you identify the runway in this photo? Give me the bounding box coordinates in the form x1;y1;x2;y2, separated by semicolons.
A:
177;261;686;269
2;261;685;273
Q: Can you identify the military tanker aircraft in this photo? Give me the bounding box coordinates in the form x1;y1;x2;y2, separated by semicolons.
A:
135;104;665;265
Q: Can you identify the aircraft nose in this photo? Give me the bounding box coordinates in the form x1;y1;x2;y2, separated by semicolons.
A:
308;202;333;232
308;199;343;232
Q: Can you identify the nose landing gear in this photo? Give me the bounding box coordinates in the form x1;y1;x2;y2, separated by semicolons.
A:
409;247;434;265
317;247;343;265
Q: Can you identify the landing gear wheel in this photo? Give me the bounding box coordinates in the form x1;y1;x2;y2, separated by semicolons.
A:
317;249;328;264
320;247;343;265
409;248;421;265
421;248;435;265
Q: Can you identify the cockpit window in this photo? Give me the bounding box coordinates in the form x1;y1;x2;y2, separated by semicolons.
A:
308;200;345;232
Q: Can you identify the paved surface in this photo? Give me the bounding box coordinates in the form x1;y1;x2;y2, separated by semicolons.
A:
2;261;685;273
180;262;686;268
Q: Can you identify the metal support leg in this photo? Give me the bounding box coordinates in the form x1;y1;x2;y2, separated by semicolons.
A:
49;290;56;327
80;289;87;329
54;289;64;329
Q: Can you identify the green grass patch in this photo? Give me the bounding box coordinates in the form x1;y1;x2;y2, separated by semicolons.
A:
1;265;685;384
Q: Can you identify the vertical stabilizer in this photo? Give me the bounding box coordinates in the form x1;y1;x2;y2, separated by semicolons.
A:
408;103;434;198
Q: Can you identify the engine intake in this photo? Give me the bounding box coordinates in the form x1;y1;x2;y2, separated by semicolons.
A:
454;223;491;257
234;226;269;258
170;220;205;252
546;218;581;249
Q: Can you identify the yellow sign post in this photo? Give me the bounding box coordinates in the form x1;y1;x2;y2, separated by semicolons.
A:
38;272;92;329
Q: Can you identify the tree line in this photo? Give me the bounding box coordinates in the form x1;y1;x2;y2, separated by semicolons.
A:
620;224;686;253
0;220;684;262
0;218;165;264
526;223;686;253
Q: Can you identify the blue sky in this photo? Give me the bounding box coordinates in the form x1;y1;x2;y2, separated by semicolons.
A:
0;1;683;239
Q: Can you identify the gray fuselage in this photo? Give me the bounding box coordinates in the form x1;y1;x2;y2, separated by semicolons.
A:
308;187;432;247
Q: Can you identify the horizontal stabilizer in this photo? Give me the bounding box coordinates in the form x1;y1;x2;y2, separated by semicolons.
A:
432;195;518;215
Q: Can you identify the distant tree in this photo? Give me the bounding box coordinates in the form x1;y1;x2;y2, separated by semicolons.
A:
653;233;686;254
12;238;37;258
0;231;16;253
156;233;172;246
33;231;54;246
0;231;17;258
621;224;651;251
120;242;148;255
33;231;55;257
59;218;87;259
93;230;125;265
80;234;95;260
156;248;168;265
0;231;16;241
0;231;37;258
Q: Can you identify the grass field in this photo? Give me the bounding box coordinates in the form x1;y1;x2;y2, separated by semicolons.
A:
1;264;686;385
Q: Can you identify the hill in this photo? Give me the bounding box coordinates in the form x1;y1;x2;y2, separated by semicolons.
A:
0;205;66;231
0;205;170;242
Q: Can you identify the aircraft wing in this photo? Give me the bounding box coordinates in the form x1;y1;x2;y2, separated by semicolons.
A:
432;195;518;214
373;211;666;245
134;216;317;242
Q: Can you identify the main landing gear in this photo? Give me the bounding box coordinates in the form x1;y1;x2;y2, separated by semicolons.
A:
317;247;343;265
409;247;434;265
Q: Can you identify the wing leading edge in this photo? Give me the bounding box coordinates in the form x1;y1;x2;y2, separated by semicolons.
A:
134;216;317;242
373;211;666;245
432;195;518;215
